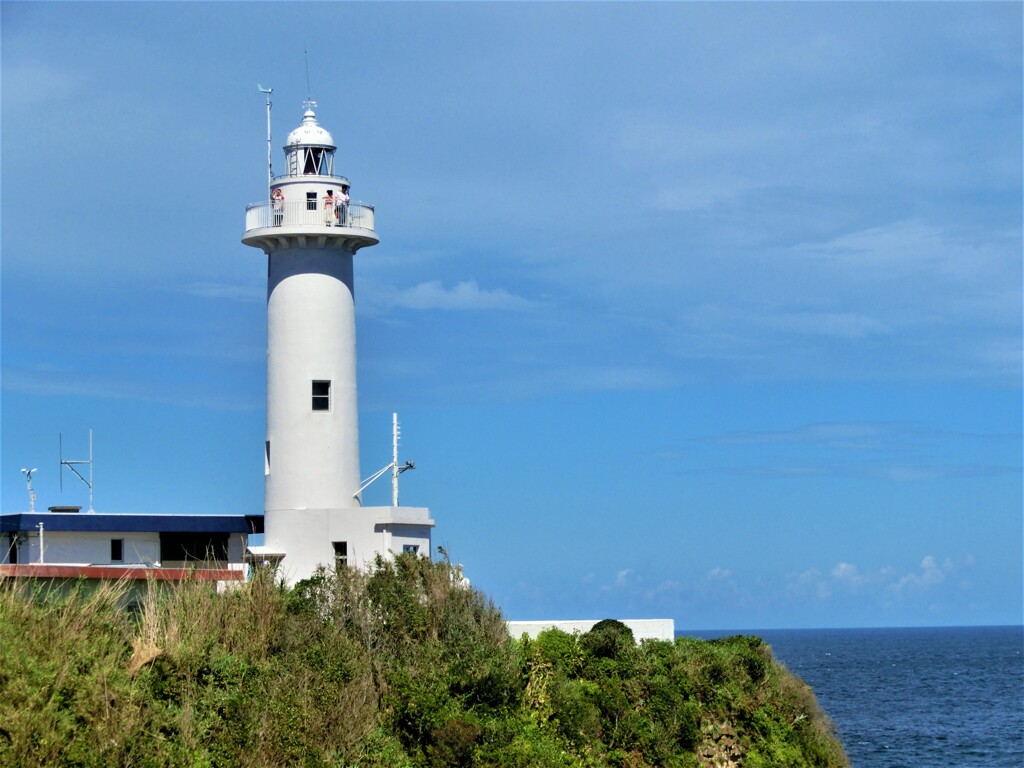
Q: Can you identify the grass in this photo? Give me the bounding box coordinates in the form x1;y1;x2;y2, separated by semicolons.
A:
0;558;849;768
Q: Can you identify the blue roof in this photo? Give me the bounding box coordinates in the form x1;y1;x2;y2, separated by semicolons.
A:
0;512;264;534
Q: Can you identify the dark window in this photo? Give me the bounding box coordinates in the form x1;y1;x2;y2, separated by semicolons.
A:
333;541;348;568
265;441;271;476
160;533;229;564
312;380;331;411
111;539;124;562
8;535;17;565
306;192;317;210
303;148;322;175
403;544;419;555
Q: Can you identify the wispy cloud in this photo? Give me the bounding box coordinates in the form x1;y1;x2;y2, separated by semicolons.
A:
891;555;952;593
375;280;536;311
707;421;893;449
2;63;78;108
762;312;889;341
1;367;260;412
181;282;263;303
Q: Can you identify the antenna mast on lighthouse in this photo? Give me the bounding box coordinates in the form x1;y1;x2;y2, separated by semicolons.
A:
353;414;416;505
258;84;273;187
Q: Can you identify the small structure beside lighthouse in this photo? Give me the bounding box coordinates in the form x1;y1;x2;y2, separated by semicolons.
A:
243;103;434;582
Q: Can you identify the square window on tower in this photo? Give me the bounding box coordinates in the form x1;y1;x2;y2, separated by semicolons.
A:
312;380;331;411
306;192;317;211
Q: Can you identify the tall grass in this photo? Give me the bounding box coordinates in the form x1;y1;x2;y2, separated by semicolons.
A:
0;560;848;768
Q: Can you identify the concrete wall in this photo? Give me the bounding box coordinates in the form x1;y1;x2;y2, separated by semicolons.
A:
267;506;434;583
506;619;676;642
22;530;161;567
265;247;361;516
8;530;248;571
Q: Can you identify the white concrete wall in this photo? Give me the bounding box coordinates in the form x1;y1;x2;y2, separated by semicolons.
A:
267;506;433;583
24;531;160;566
265;246;360;515
506;619;676;642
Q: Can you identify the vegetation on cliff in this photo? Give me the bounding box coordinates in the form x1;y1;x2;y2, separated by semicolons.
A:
0;556;848;767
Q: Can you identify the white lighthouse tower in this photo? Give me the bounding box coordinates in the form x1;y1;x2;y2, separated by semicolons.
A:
242;102;434;582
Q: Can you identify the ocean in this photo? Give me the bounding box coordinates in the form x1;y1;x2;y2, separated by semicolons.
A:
686;626;1024;768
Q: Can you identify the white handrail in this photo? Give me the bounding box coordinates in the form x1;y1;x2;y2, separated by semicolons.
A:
244;200;375;232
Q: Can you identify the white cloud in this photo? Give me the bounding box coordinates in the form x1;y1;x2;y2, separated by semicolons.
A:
2;63;78;108
764;312;889;340
1;366;259;411
706;567;732;581
708;421;891;448
182;282;263;302
801;219;1019;292
893;555;951;593
545;365;676;393
831;562;865;586
386;280;535;311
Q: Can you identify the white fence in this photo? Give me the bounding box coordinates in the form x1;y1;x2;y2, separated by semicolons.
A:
244;200;375;232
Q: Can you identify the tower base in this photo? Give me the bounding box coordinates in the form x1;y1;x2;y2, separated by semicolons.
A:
262;506;434;583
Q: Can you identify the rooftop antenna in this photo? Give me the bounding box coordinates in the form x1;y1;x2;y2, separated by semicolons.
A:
301;51;318;114
353;413;415;505
60;428;94;513
20;468;38;513
304;49;312;105
257;84;273;187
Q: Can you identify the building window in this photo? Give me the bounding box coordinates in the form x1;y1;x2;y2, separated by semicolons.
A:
306;191;317;211
403;544;419;555
312;380;331;411
111;539;124;562
333;541;348;568
160;533;229;564
265;440;271;476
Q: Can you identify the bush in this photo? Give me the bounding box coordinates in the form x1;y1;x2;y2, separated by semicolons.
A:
0;568;847;768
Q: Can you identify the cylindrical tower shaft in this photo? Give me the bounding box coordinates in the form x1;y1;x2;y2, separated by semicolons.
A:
265;248;360;512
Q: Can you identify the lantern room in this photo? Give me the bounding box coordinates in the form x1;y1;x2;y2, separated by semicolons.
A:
285;108;336;176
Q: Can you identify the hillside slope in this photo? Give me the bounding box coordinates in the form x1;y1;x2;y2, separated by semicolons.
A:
0;557;848;767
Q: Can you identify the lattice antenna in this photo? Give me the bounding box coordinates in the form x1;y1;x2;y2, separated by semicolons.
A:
20;468;38;513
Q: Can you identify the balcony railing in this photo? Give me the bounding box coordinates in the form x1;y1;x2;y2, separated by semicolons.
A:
244;200;375;232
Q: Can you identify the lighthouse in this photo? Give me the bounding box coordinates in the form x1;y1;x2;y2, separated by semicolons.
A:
242;103;434;582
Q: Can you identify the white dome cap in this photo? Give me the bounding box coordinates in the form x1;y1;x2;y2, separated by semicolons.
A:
286;109;335;148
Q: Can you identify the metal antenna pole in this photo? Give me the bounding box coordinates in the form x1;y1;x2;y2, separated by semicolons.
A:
258;84;273;187
304;49;311;104
352;413;415;503
89;427;94;513
60;428;95;513
392;413;400;507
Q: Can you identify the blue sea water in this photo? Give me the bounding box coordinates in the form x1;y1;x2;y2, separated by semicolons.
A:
685;626;1024;768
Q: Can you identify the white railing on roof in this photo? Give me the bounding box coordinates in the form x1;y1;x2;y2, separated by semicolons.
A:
244;200;375;232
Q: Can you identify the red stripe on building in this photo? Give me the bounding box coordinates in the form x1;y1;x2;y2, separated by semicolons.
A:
0;565;244;581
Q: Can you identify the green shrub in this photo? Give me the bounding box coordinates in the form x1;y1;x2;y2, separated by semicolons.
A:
0;569;847;768
581;619;635;661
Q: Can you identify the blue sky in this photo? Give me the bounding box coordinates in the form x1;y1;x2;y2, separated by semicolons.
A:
2;2;1020;629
